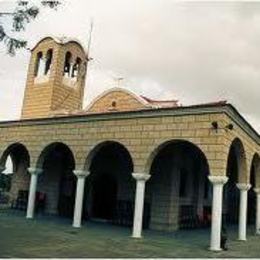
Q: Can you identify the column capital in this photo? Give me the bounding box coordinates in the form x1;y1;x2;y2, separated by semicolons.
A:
254;188;260;194
28;167;43;175
237;183;251;191
208;175;228;185
73;170;90;178
132;173;150;181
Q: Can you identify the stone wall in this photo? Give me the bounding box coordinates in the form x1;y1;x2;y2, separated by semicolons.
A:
9;162;30;202
0;105;259;229
87;89;148;113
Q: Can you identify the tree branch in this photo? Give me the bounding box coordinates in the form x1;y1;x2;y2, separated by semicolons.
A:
0;0;61;55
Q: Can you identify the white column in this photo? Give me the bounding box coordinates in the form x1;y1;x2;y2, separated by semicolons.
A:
254;188;260;235
72;170;90;228
208;175;228;251
132;173;150;238
26;167;43;219
237;183;251;241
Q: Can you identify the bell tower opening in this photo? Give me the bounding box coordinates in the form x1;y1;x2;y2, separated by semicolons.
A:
21;36;88;119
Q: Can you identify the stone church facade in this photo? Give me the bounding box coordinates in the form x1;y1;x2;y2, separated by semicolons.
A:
0;37;259;251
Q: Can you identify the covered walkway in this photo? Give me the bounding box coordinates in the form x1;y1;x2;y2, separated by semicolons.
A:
0;211;259;258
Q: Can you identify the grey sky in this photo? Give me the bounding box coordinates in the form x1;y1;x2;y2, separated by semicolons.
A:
0;0;259;132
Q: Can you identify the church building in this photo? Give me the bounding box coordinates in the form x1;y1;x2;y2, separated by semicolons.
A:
0;36;259;251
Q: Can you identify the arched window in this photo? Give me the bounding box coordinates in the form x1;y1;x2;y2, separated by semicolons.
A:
112;101;117;108
44;49;53;75
71;57;82;79
63;51;72;77
34;52;43;77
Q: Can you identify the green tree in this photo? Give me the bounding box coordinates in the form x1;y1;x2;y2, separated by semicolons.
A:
0;0;61;55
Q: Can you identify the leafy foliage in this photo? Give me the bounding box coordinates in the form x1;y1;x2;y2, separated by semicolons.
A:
0;0;61;55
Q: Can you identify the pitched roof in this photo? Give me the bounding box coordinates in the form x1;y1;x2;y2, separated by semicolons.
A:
49;87;226;117
140;95;179;108
30;36;88;57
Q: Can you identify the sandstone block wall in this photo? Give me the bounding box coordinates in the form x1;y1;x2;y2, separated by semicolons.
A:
0;106;259;230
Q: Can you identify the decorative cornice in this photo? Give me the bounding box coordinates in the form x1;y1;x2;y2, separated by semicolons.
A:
0;104;259;145
223;104;260;145
73;170;90;178
208;175;228;185
28;167;43;175
237;183;251;191
132;173;150;181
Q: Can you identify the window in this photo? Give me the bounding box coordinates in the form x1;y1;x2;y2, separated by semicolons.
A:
71;57;82;79
44;49;53;75
63;52;72;77
112;101;117;108
34;52;43;77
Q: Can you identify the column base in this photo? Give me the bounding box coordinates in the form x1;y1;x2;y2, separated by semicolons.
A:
26;215;33;219
131;235;142;239
237;238;246;241
72;223;81;228
209;247;222;252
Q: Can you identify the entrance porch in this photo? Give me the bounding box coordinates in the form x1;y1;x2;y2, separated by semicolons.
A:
0;210;259;258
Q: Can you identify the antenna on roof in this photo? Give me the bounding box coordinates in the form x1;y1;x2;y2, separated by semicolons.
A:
87;18;94;61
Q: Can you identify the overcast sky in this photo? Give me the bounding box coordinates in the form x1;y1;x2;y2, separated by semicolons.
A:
0;0;259;132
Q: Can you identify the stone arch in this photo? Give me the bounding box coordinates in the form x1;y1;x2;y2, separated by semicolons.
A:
82;140;135;224
84;140;134;172
36;142;75;170
0;143;31;205
223;138;248;225
247;153;260;224
226;138;248;183
251;153;260;188
144;139;211;231
35;142;76;217
144;139;210;175
0;143;30;171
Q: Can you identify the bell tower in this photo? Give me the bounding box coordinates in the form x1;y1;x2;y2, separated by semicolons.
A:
21;36;88;119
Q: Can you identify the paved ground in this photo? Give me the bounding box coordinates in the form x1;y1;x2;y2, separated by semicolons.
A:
0;210;260;258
